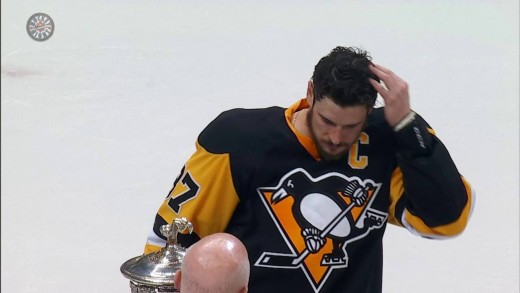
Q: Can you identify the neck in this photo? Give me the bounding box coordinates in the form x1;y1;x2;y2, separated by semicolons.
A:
293;109;310;136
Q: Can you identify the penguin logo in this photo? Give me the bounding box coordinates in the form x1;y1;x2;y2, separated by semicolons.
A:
255;168;387;292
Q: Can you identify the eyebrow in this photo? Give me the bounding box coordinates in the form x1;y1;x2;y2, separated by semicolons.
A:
319;113;364;128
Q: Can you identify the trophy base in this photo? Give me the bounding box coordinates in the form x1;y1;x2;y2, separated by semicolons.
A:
130;281;178;293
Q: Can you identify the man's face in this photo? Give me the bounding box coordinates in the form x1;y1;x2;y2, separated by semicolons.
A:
306;97;369;161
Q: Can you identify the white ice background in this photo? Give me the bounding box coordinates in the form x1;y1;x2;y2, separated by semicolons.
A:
2;1;519;292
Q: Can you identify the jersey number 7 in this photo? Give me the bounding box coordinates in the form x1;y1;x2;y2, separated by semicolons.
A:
167;167;200;214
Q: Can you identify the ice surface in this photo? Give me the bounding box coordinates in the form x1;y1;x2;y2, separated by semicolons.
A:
2;1;519;292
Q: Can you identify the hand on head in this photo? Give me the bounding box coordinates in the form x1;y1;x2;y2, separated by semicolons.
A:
368;63;412;127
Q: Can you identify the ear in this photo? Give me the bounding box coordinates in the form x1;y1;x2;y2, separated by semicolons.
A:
239;286;248;293
174;270;182;290
306;80;314;105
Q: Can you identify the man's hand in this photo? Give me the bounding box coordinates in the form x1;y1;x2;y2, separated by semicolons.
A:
368;64;412;128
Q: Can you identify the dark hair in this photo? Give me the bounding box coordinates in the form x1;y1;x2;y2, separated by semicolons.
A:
312;46;379;107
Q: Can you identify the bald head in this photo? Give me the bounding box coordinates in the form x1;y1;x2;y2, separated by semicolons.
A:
175;233;250;293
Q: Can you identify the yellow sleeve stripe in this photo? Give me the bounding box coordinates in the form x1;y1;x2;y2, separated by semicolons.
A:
402;176;474;238
157;141;240;238
387;167;404;227
144;243;163;255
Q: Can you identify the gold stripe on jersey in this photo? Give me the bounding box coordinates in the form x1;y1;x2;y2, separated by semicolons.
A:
402;176;472;237
157;141;240;239
144;244;163;255
387;167;405;227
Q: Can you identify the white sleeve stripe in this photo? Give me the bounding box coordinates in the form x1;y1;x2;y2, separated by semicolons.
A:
401;213;452;239
468;188;476;220
146;230;167;247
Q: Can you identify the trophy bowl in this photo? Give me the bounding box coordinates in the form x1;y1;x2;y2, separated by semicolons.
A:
121;218;193;293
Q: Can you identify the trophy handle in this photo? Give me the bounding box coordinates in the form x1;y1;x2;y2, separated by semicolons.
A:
160;217;193;246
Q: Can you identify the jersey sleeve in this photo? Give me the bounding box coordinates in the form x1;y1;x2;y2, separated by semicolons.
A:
387;112;475;238
144;140;239;254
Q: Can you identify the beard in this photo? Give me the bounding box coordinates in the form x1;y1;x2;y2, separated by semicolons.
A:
306;107;353;161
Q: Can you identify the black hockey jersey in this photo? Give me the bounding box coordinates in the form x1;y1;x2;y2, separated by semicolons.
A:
145;99;474;293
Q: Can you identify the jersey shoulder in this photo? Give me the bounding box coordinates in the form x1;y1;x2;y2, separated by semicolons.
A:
198;106;287;154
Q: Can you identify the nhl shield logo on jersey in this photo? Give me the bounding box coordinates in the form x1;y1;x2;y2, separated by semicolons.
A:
255;168;387;292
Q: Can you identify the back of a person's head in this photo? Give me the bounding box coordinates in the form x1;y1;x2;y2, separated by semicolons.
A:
176;233;250;293
312;46;380;108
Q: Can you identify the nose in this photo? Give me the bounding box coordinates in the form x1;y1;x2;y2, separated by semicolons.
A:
329;127;342;145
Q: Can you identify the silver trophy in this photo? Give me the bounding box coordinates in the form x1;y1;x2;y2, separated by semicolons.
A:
121;217;193;292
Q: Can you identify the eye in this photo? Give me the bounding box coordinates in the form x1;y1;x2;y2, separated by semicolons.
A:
343;124;358;129
321;116;335;126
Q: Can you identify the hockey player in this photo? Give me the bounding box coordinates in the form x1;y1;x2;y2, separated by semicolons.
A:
144;46;474;293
